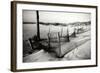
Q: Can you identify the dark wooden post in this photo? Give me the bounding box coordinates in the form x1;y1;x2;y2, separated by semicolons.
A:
58;32;61;58
36;10;40;40
66;28;70;42
73;28;76;37
48;33;51;49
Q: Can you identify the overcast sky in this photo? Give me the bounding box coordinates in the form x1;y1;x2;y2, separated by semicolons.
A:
23;10;91;23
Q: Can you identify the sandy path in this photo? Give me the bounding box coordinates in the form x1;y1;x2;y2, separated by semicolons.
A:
23;31;91;62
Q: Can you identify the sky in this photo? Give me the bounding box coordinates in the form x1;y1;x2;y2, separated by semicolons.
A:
23;10;91;24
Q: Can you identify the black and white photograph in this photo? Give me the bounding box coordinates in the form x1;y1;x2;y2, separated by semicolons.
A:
11;1;97;71
23;10;91;62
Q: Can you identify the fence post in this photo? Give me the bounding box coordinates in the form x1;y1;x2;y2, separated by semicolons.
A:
48;33;51;49
66;28;70;42
36;10;40;40
58;32;62;57
74;28;76;37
